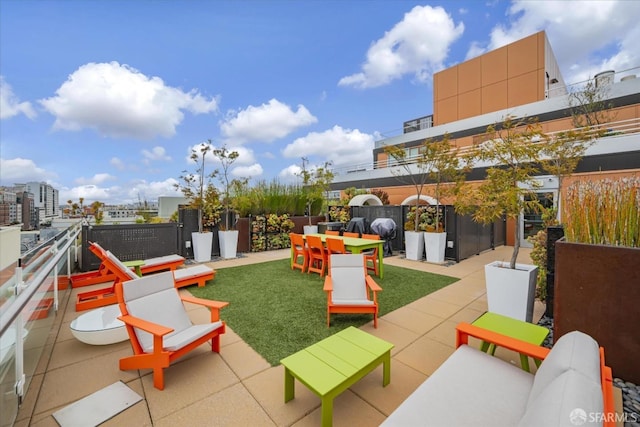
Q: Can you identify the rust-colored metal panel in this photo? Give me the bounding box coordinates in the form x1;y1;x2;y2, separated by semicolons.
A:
507;32;539;78
481;46;507;86
459;89;482;121
434;66;458;101
481;81;508;114
554;240;640;383
458;56;482;94
508;71;539;108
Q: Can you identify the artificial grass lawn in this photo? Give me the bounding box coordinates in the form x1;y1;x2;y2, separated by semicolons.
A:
189;258;458;366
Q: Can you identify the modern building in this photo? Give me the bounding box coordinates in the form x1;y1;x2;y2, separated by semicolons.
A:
10;182;59;225
331;30;640;248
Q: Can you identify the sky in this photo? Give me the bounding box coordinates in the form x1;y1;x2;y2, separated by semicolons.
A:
1;0;639;206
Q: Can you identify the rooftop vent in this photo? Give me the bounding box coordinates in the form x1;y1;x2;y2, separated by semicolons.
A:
595;70;615;87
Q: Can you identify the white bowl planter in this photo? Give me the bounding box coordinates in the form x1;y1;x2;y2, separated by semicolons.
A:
424;232;446;263
218;230;239;259
484;261;538;322
303;225;318;235
192;231;213;263
404;231;425;261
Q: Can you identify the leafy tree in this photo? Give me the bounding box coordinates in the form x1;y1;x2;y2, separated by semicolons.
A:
212;144;241;230
455;116;545;269
297;157;334;225
90;201;104;225
385;134;464;232
542;77;617;219
175;141;219;233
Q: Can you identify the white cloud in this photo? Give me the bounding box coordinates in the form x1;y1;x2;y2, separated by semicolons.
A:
182;142;257;168
232;163;263;178
282;125;375;167
38;62;219;139
220;99;317;145
0;157;56;185
278;164;303;183
142;146;172;165
58;177;182;206
477;0;640;84
0;77;36;120
338;5;464;88
110;157;125;171
75;173;117;185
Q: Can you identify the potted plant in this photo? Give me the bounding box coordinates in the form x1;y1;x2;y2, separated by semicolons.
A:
385;134;464;261
454;115;545;322
212;144;241;259
554;177;639;383
175;141;220;262
298;157;334;234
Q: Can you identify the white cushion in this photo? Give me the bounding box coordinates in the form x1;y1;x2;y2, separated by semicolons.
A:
330;254;367;301
122;272;193;351
518;370;604;427
528;330;601;406
382;345;534;427
106;251;138;280
173;265;214;280
143;254;185;267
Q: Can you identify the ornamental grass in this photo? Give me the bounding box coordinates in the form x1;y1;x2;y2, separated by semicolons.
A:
562;177;640;247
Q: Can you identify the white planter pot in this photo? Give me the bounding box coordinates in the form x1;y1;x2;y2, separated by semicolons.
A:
404;231;425;261
484;261;538;322
192;232;213;263
218;230;239;259
424;232;446;263
303;225;318;235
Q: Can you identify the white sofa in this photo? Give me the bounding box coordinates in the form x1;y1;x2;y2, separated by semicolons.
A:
381;324;615;427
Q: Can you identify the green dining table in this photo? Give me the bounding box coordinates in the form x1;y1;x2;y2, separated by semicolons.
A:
301;233;385;278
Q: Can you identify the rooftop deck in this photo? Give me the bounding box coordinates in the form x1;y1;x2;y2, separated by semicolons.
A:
16;246;545;426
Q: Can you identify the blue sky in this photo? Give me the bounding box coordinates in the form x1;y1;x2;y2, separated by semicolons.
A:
1;0;639;205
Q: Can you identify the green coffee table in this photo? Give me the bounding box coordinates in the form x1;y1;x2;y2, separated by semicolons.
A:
472;311;549;372
281;326;394;427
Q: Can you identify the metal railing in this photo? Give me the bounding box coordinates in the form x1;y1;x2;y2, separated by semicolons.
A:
0;223;81;427
331;117;640;177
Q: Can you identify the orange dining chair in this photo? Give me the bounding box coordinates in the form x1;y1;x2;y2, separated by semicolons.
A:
361;234;381;276
307;235;328;277
289;233;308;273
326;237;351;272
325;230;340;236
343;232;360;238
324;254;381;328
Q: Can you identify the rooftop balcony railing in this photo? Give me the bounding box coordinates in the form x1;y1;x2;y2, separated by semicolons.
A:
331;117;640;179
0;223;81;427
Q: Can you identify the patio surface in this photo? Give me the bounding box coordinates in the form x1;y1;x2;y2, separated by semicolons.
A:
15;245;546;426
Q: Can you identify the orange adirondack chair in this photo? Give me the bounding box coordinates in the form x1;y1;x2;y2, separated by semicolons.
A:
324;254;381;328
289;233;308;273
115;271;228;390
325;230;340;236
342;232;360;238
306;235;328;277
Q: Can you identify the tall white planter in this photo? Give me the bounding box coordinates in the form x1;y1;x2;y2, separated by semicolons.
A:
484;261;538;322
303;225;318;235
218;230;239;259
424;232;446;263
404;231;425;261
192;232;213;263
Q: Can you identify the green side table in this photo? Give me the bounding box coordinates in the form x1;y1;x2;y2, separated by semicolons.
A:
281;326;394;427
123;260;144;277
472;311;549;372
